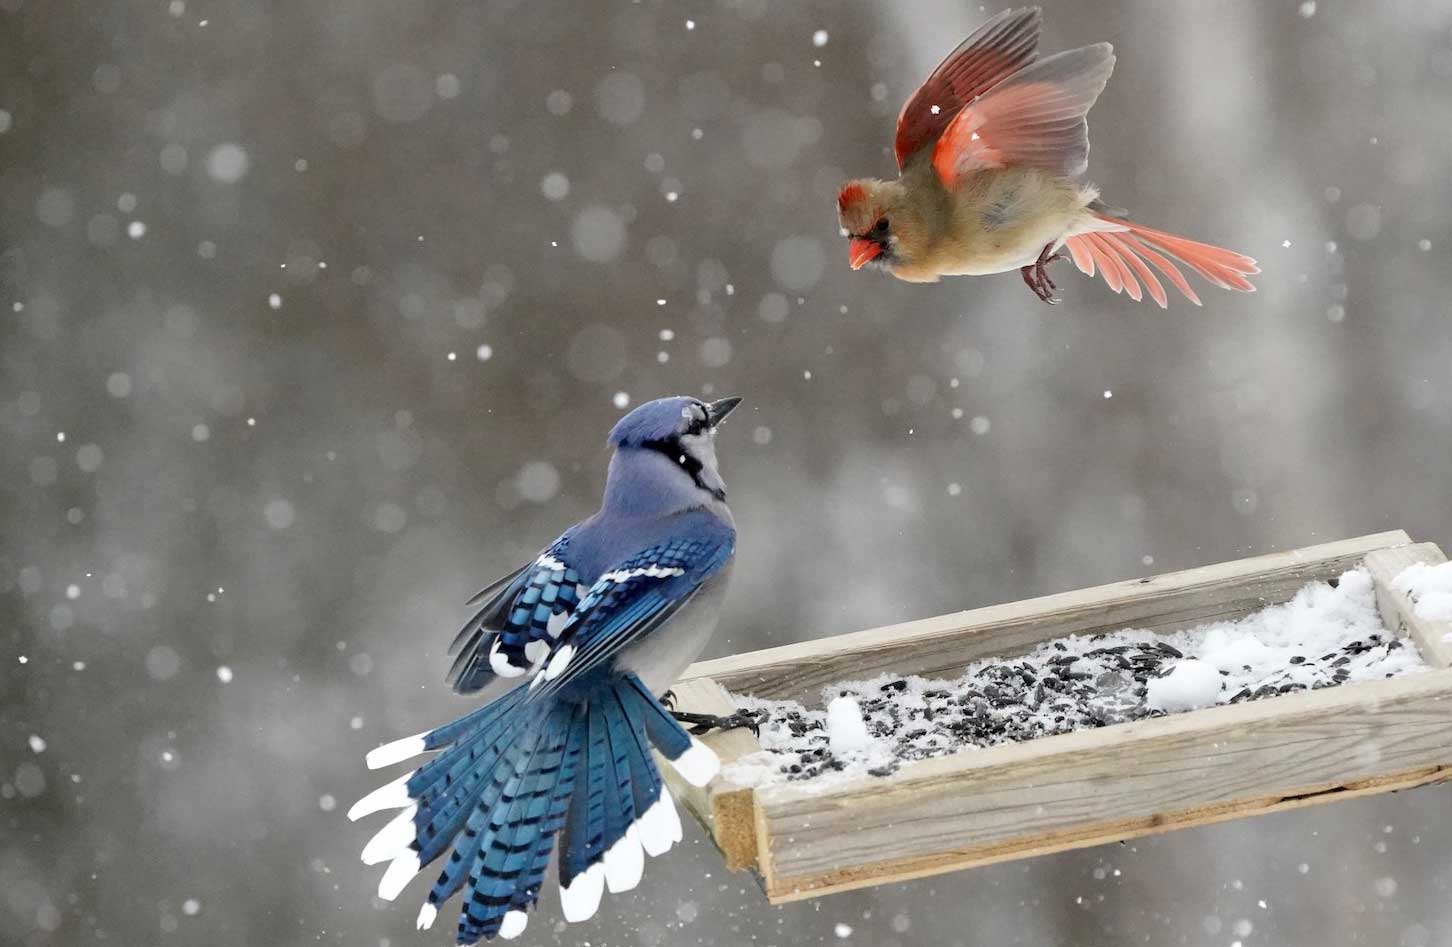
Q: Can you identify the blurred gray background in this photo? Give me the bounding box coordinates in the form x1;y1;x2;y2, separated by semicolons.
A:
4;0;1451;944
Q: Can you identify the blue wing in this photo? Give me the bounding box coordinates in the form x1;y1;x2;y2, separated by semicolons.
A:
447;534;587;694
359;513;734;938
529;519;735;697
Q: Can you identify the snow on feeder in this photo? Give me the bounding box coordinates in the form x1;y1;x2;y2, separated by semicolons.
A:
662;531;1452;903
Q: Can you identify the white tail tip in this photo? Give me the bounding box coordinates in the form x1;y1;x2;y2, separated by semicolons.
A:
348;770;414;821
637;791;682;857
365;733;428;770
499;909;529;939
670;739;720;787
603;824;644;894
360;805;417;865
416;903;438;930
377;850;421;900
559;861;605;923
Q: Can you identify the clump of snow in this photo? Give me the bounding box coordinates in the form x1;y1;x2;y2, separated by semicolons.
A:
825;696;873;754
1145;658;1221;711
724;569;1428;790
1393;560;1452;622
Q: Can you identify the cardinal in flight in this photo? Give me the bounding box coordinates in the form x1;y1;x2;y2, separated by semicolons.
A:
837;7;1258;307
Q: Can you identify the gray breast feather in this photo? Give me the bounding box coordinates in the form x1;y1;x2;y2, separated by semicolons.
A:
981;184;1023;230
615;563;733;694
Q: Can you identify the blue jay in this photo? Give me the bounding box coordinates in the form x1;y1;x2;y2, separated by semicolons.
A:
350;395;744;943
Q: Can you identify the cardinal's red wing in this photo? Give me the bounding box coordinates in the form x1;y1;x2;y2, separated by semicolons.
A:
894;7;1041;169
931;43;1115;187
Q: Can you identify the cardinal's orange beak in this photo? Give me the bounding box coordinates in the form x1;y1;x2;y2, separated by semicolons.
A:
849;237;883;270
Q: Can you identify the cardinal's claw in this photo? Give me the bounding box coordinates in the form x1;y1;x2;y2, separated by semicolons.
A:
1021;244;1064;304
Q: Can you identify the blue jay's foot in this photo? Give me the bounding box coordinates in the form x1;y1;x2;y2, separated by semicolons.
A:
669;709;766;738
660;689;677;710
1020;243;1064;305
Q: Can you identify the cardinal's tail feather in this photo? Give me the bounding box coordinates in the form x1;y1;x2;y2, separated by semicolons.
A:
1064;212;1259;307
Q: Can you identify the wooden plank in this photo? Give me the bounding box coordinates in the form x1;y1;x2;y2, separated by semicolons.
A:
751;669;1452;903
1365;543;1452;669
656;677;762;872
685;531;1411;704
759;764;1452;903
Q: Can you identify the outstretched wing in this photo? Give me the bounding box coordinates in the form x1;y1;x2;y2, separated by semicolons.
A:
446;534;587;694
527;519;735;698
931;43;1115;187
894;7;1042;168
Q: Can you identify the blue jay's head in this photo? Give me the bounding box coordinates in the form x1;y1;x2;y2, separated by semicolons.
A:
608;396;742;502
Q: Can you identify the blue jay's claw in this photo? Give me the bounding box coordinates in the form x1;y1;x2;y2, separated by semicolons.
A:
669;708;766;738
660;689;677;710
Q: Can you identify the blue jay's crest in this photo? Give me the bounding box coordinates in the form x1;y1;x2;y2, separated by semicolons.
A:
607;395;742;448
352;395;739;944
608;396;699;447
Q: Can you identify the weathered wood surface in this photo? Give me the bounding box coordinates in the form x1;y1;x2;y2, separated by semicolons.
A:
1365;543;1452;669
655;677;763;871
685;531;1410;704
751;669;1452;902
666;532;1452;903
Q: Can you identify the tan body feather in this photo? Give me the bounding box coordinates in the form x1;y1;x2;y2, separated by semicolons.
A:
838;8;1258;305
884;160;1095;284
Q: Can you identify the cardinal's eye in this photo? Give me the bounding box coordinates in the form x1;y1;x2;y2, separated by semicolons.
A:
872;217;889;234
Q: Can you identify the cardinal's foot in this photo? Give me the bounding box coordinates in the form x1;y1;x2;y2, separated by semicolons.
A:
1021;245;1064;304
1020;264;1057;304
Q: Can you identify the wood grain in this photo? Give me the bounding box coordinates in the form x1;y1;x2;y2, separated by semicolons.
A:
752;669;1452;902
655;677;762;872
666;532;1452;903
1365;543;1452;669
685;531;1410;704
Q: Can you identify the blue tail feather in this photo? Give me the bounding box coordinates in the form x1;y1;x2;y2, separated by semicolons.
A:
458;710;568;943
411;692;536;864
421;702;572;917
506;707;583;920
609;688;664;820
596;705;633;867
560;703;611;887
420;686;527;753
366;674;694;942
429;739;533;912
625;675;694;761
418;702;554;912
599;694;640;845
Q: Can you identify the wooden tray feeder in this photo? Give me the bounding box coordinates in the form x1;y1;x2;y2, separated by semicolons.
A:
663;531;1452;903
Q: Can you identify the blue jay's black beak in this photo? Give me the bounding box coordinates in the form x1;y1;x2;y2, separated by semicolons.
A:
705;397;742;428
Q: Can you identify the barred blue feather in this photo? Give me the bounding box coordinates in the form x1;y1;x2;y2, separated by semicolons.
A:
448;537;585;693
372;674;702;941
352;395;742;944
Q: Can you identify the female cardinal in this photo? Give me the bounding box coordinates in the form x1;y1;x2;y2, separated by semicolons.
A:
837;7;1258;306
